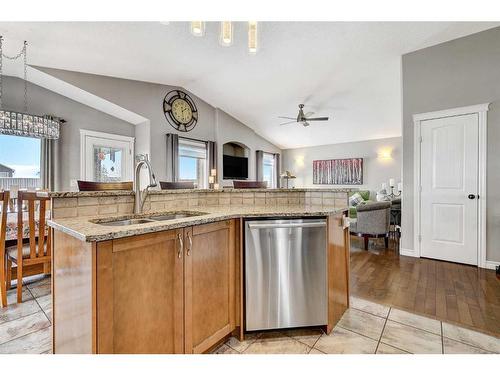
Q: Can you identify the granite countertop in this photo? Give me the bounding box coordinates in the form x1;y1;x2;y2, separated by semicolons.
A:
48;205;346;242
49;187;356;198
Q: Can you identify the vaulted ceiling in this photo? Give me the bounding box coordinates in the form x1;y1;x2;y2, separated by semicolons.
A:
0;22;498;148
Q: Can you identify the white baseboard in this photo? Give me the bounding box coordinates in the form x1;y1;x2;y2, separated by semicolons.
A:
484;260;500;270
400;248;419;258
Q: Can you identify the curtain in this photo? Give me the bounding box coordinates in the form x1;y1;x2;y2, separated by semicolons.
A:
208;141;217;179
166;133;179;182
40;138;60;191
256;150;264;181
275;153;281;188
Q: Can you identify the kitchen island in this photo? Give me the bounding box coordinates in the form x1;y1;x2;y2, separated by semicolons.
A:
48;189;351;354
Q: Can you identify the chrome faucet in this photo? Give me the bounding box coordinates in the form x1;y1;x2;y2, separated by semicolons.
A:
134;154;157;214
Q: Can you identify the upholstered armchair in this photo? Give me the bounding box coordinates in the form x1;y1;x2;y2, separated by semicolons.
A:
349;201;391;250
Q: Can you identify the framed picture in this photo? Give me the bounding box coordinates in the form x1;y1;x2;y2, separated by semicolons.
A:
313;158;363;185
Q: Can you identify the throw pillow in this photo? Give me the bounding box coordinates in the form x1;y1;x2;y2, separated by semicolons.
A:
349;192;363;207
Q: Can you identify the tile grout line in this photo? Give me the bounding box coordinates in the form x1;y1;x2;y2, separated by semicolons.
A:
385;318;442;337
440;321;444;354
0;318;51;348
374;307;391;354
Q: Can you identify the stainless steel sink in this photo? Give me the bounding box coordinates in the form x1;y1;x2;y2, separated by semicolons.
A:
95;212;206;226
149;213;201;221
99;218;155;226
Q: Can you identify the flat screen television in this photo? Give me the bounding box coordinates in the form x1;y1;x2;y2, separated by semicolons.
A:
223;155;248;179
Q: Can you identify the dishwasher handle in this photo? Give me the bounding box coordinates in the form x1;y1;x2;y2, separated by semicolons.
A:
247;221;326;229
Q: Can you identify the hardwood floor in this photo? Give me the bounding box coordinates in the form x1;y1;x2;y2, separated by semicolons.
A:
349;237;500;336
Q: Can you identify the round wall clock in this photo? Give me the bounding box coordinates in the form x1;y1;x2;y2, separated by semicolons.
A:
163;90;199;132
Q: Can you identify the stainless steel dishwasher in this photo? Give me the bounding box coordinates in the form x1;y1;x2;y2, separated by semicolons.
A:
245;218;327;331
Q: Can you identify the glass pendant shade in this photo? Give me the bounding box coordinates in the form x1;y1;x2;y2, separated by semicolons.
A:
190;21;205;37
0;111;60;139
248;21;258;54
0;37;61;139
220;22;233;46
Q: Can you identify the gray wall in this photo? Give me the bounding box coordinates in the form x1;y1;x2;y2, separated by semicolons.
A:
402;26;500;262
215;109;280;185
38;67;281;185
282;137;402;198
2;76;135;191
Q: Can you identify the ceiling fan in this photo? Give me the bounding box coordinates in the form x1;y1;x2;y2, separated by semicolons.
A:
278;104;329;127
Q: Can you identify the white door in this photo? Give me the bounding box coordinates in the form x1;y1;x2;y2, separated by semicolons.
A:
80;130;134;182
420;113;479;265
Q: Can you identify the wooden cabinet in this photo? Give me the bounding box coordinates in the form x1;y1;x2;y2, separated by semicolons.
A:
94;220;236;354
96;230;184;353
184;220;236;353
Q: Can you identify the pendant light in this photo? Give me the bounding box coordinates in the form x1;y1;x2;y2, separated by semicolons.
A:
0;37;60;139
190;21;205;37
220;22;233;46
248;21;258;54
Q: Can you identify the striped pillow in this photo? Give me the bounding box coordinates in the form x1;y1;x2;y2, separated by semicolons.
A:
349;192;364;207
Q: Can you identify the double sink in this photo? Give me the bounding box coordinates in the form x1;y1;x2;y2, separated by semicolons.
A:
95;211;206;226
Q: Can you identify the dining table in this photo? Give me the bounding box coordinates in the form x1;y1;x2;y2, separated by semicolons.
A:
5;209;50;246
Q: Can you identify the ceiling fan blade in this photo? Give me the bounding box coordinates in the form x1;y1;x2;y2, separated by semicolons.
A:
304;112;314;117
278;116;296;120
280;120;297;126
305;117;329;121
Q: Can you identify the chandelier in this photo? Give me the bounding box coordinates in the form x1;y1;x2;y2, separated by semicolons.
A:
0;37;61;139
190;22;258;54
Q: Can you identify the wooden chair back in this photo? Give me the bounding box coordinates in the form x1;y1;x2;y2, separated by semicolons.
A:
159;181;196;190
17;191;52;261
0;191;9;307
77;180;133;191
233;180;268;189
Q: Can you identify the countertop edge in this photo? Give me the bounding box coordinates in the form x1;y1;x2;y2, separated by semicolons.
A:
48;208;347;242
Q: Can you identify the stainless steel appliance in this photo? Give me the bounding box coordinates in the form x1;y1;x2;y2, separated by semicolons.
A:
245;218;327;331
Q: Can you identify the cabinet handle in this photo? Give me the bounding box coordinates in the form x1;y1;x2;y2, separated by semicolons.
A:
187;232;193;256
177;233;183;259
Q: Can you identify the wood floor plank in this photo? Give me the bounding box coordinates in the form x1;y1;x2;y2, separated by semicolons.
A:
350;239;500;336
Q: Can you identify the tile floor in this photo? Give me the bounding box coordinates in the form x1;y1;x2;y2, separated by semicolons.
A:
0;276;499;354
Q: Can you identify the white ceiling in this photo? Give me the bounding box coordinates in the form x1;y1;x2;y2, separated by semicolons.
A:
0;22;498;149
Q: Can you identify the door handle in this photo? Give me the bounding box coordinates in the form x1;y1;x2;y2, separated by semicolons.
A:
177;233;183;258
186;232;192;256
468;194;476;200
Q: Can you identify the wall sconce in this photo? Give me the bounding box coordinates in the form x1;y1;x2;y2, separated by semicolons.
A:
295;155;305;168
378;148;393;161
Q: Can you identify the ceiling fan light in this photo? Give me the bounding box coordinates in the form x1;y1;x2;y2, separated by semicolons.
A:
248;21;258;54
220;21;233;46
190;21;205;37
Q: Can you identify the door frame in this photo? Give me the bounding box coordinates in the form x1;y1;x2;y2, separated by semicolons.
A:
412;103;489;268
80;129;135;182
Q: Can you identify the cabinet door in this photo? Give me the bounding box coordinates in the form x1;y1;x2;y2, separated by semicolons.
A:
184;220;236;353
96;230;184;353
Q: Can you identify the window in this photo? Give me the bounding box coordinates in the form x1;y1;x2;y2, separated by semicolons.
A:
0;134;41;190
178;137;208;188
80;130;134;182
262;152;276;188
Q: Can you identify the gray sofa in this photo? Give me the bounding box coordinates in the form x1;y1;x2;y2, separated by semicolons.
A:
349;201;391;250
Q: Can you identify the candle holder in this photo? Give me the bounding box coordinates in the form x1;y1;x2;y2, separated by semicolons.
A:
388;186;401;199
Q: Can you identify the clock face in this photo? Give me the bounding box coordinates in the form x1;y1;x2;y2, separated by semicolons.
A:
163;90;198;132
172;98;193;124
